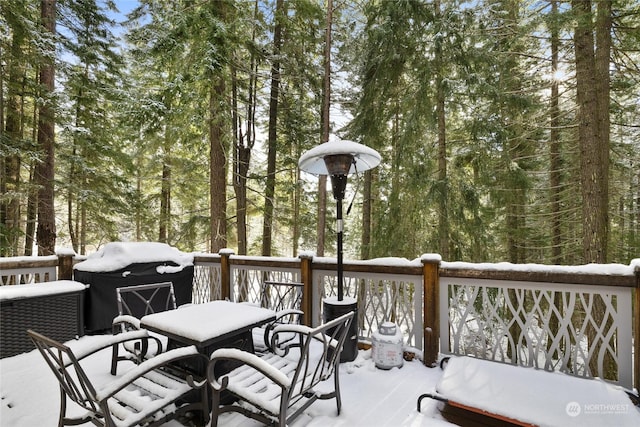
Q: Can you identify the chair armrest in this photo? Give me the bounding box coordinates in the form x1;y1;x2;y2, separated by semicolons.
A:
273;323;312;335
112;314;141;330
96;345;204;400
73;330;150;362
209;348;292;391
273;309;303;321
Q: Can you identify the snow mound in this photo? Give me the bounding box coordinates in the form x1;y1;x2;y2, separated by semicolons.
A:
74;242;193;272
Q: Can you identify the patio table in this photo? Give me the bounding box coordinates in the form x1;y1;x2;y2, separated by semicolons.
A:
140;300;276;376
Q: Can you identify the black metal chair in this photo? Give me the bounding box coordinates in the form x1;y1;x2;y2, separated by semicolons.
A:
111;282;177;375
253;280;304;353
208;311;354;427
28;329;208;427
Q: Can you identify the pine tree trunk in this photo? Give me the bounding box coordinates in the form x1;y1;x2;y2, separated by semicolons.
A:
231;66;248;255
35;0;57;256
548;0;565;359
434;0;449;260
235;139;250;255
159;135;171;244
595;0;611;259
262;0;285;257
2;19;26;256
549;0;562;264
573;0;607;264
24;165;37;256
573;0;614;380
210;75;227;252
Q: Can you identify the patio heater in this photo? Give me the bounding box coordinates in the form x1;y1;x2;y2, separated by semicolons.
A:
299;137;381;361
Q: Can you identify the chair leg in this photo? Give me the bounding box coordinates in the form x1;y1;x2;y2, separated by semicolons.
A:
334;367;342;415
58;386;66;427
110;343;119;375
201;383;211;426
210;390;221;427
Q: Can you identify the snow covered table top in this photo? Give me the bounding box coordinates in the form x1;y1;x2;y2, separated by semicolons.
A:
436;356;640;427
0;280;87;302
140;300;276;347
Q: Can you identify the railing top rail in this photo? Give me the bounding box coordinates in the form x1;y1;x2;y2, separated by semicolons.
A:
229;256;300;269
2;252;638;288
193;253;221;263
440;260;640;288
0;255;59;269
313;256;424;276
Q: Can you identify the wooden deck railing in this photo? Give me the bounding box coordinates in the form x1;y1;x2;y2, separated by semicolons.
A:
1;251;638;389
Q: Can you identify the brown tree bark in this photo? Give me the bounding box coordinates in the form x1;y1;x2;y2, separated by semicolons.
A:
159;130;171;244
595;0;611;259
232;62;251;255
549;1;562;263
435;0;449;260
573;0;614;380
262;0;285;257
210;76;227;253
2;13;26;256
35;0;57;256
573;0;608;264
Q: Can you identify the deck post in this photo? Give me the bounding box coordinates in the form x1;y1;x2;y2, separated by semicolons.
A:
634;262;640;392
219;249;234;301
422;256;441;367
57;250;75;280
299;253;314;327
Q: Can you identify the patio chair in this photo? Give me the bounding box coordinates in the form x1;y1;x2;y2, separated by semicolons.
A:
253;280;304;353
110;282;177;375
207;310;354;427
28;328;209;427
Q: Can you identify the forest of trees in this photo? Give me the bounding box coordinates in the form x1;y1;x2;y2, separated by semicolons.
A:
1;0;638;265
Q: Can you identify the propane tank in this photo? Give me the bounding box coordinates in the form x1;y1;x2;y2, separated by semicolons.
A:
371;321;403;369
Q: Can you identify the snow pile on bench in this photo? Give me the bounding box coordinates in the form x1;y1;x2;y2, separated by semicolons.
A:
436;356;640;427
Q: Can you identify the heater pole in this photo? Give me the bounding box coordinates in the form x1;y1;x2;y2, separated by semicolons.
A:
336;196;344;301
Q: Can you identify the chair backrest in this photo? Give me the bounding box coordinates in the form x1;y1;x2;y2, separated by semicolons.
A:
275;310;354;399
27;329;102;418
116;282;176;318
260;280;303;312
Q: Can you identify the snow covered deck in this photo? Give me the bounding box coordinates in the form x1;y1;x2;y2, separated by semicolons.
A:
2;334;639;426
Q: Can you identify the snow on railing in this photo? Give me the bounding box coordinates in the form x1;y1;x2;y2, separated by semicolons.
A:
2;251;638;390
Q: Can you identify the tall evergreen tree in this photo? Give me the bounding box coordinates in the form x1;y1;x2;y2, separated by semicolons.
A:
573;0;610;263
35;0;57;255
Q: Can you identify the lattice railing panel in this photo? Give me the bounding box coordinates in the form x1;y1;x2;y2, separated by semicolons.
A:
192;263;221;303
231;267;300;304
314;270;422;349
440;278;633;387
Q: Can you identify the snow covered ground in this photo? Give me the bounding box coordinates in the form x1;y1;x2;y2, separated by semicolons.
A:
2;333;639;427
0;335;450;427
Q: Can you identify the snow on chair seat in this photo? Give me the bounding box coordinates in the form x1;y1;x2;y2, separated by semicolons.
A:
418;356;640;427
207;311;354;427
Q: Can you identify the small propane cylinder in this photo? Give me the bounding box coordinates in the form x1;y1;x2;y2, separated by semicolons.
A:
371;321;403;369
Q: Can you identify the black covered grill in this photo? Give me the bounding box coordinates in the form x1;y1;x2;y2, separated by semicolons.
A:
75;262;193;333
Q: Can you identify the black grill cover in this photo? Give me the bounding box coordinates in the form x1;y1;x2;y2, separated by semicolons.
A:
75;262;194;333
